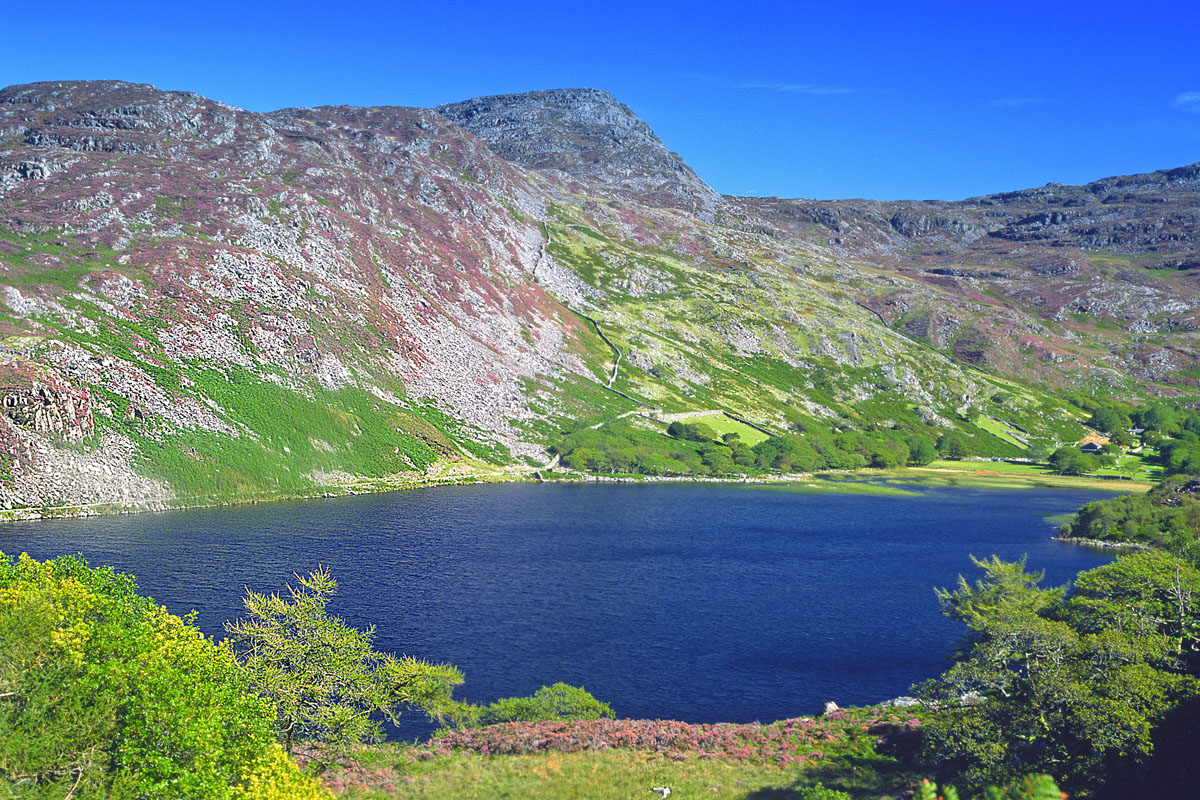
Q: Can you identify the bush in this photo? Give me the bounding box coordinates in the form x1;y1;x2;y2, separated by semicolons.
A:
907;435;938;466
797;785;854;800
0;552;325;800
479;683;614;726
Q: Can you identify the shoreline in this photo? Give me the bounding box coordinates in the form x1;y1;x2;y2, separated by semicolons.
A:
0;462;1143;524
0;471;511;524
1051;535;1151;550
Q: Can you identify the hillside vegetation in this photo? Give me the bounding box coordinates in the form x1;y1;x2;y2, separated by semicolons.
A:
1;81;1198;512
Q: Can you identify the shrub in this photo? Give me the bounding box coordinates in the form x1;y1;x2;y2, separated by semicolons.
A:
937;433;969;460
797;785;854;800
0;552;326;800
479;683;614;726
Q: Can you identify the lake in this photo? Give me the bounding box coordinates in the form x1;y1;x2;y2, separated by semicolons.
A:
0;482;1119;740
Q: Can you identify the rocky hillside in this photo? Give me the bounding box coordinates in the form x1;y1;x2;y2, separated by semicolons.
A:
437;89;720;218
741;164;1200;384
0;79;1196;512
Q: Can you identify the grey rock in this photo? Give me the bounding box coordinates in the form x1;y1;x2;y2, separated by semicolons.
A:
437;89;720;218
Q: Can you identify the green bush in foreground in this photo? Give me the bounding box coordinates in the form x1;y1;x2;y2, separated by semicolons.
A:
477;682;615;726
912;775;1065;799
917;554;1200;796
0;552;326;800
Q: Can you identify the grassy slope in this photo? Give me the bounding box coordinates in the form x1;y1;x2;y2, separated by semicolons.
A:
667;412;771;446
330;750;908;800
314;707;921;800
538;211;1089;460
0;226;520;506
0;203;1158;509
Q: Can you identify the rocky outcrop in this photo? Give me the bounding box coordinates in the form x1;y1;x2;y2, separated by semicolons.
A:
0;360;93;443
437;89;720;217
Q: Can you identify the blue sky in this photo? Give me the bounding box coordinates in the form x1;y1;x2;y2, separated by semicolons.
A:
3;0;1198;200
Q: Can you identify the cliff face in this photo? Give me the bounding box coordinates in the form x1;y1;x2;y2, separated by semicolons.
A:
1;79;1198;511
437;89;720;217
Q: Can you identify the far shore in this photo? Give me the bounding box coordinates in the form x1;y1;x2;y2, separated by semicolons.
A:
0;458;1143;524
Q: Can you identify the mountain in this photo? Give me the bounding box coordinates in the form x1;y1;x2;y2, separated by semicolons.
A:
0;79;1196;513
436;88;720;217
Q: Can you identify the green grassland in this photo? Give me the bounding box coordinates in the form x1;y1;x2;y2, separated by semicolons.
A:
326;749;909;800
972;416;1026;448
665;411;772;446
318;706;920;800
864;460;1151;492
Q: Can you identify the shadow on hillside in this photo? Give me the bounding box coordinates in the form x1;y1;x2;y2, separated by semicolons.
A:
742;757;914;800
1100;693;1200;800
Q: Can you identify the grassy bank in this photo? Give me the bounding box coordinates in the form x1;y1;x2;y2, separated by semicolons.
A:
321;748;910;799
2;458;1144;524
306;707;922;800
854;460;1151;493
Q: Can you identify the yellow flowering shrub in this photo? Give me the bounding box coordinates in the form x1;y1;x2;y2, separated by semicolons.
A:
0;552;326;799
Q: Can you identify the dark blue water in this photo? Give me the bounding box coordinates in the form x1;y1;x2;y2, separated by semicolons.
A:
0;483;1118;739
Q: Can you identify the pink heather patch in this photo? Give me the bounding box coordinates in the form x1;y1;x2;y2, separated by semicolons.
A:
399;709;920;765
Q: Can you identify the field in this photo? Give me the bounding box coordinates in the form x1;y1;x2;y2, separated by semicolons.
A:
1092;451;1162;482
668;412;772;446
855;460;1152;492
321;749;908;799
972;416;1027;447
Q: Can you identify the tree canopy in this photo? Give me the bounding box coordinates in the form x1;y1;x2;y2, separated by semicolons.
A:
0;552;324;800
917;554;1200;796
225;567;467;757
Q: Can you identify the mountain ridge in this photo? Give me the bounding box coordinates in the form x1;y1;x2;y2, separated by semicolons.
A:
0;79;1197;513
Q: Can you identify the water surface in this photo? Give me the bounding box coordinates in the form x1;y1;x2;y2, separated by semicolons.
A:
1;483;1118;739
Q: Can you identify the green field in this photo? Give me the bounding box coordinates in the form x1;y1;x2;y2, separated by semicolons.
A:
973;416;1027;447
322;749;909;799
317;706;921;799
1092;452;1162;482
863;460;1150;492
670;412;772;446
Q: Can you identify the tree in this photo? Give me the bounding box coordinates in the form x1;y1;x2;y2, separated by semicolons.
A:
1062;551;1200;656
935;556;1065;636
917;555;1200;796
1110;428;1135;447
937;432;969;460
1047;446;1095;475
1024;440;1051;463
477;682;614;726
906;435;938;466
1141;405;1178;434
0;553;324;800
225;567;466;756
862;438;908;468
1088;406;1129;435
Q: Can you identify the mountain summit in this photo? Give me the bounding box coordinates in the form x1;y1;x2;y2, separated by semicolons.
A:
437;88;720;216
